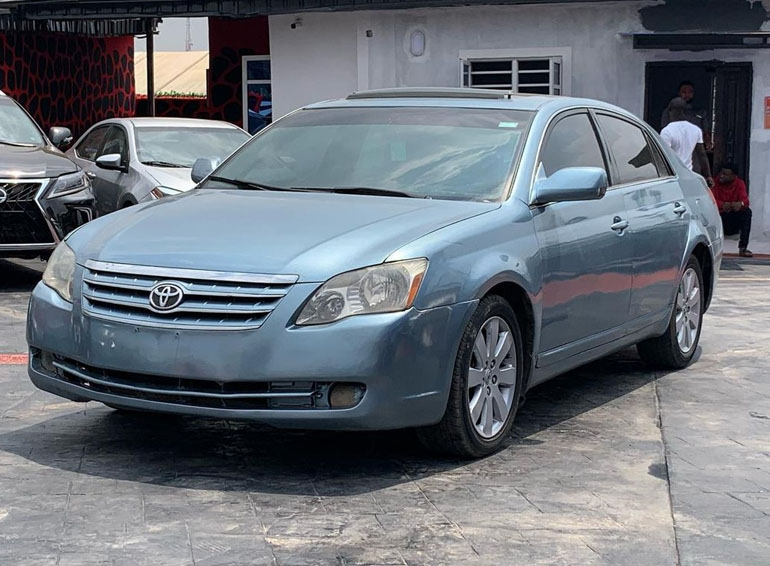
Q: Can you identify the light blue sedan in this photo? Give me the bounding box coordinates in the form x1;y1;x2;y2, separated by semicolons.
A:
27;88;722;457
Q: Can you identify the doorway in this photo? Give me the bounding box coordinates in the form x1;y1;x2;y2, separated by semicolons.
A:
644;61;752;187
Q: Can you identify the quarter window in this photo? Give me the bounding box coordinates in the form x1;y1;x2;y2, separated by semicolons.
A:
75;126;110;161
539;113;606;177
596;115;661;185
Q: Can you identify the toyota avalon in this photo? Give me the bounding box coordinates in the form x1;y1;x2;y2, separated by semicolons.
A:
27;88;722;457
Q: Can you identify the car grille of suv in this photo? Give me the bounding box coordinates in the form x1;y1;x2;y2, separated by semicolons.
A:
81;260;298;331
0;181;53;245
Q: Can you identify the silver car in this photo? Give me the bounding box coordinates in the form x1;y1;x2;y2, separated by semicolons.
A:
66;118;250;215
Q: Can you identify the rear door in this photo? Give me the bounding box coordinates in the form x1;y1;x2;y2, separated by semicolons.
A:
532;110;633;361
594;112;689;327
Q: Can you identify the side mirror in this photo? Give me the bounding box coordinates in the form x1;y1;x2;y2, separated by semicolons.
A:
191;157;219;183
96;153;125;172
533;167;608;205
48;126;73;149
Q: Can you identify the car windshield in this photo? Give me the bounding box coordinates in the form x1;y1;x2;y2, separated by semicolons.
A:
205;106;533;201
135;126;250;167
0;98;44;146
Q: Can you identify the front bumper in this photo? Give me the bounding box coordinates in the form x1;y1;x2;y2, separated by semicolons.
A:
27;281;477;430
0;178;94;257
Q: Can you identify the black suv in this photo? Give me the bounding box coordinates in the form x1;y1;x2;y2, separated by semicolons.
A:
0;90;95;258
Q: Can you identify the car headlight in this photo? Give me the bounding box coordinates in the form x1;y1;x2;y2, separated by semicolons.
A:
150;186;182;199
296;259;428;326
48;171;91;198
42;242;76;302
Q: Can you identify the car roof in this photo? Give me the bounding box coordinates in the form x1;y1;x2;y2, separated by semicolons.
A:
305;88;637;120
92;117;246;130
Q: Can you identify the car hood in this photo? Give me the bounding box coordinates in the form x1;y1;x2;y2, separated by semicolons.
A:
0;145;78;179
70;189;498;282
144;166;197;192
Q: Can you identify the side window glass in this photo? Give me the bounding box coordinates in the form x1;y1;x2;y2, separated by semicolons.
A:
596;115;660;185
100;127;129;164
75;127;109;161
539;113;606;177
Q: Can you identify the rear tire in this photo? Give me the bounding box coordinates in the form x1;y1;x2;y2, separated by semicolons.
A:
637;256;704;369
417;295;524;458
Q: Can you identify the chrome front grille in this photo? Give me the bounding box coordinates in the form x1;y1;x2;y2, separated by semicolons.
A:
81;260;298;330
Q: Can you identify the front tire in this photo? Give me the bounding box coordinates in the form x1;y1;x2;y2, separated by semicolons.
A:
417;295;524;458
637;256;704;369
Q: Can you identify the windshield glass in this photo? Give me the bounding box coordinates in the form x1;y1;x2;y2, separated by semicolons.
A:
0;98;44;145
135;126;250;167
206;106;533;201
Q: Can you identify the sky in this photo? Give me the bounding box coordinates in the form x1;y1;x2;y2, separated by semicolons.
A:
134;18;209;52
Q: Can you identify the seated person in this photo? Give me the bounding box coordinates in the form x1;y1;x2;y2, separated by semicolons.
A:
712;163;752;257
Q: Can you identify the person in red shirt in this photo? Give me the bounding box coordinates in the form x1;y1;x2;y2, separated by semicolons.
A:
712;162;752;257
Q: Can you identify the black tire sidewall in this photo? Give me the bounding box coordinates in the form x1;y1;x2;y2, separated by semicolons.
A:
456;296;524;452
668;257;705;365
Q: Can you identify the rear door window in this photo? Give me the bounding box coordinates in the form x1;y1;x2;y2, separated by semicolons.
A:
596;114;662;185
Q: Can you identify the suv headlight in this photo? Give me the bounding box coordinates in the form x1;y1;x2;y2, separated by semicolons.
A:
48;171;91;198
150;186;182;199
296;259;428;326
42;242;76;302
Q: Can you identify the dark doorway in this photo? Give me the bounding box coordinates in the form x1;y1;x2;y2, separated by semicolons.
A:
644;61;752;186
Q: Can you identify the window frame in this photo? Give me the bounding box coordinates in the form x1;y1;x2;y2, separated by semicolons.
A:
592;110;674;189
74;125;111;162
241;55;272;133
459;47;572;96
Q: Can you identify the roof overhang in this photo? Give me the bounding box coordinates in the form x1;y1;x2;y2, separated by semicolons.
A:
0;0;641;19
632;32;770;51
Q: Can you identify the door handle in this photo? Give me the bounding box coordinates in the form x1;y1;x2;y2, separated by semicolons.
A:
673;202;687;216
611;217;629;233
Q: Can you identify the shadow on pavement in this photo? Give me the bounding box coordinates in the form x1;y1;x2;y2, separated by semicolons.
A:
0;259;44;292
0;348;664;495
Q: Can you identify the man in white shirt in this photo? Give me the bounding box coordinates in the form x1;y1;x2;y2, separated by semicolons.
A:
661;97;713;186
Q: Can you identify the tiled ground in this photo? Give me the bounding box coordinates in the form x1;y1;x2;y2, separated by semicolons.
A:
0;258;768;565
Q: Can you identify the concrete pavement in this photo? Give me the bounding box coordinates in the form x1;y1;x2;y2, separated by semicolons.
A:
0;258;768;565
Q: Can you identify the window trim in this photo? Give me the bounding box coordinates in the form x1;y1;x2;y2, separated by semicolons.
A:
459;47;572;95
74;124;111;162
242;55;271;132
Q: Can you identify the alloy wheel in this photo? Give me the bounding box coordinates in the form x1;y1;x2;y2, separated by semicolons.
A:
676;267;702;354
467;316;517;439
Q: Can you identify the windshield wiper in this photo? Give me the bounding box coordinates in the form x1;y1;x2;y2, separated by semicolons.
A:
0;140;36;147
208;176;309;192
294;186;417;198
141;160;187;168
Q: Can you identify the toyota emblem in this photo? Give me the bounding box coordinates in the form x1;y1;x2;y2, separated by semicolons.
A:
149;282;185;312
0;189;7;205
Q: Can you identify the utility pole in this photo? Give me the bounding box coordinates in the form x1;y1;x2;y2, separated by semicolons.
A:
146;19;155;117
185;18;193;51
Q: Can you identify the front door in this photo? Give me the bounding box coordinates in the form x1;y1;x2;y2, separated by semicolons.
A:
531;111;632;359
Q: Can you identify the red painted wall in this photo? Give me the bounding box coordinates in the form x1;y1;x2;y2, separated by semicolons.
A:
207;16;269;127
0;32;135;138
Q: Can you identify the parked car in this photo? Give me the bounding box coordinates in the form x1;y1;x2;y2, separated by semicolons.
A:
66;118;250;216
27;88;722;457
0;90;95;259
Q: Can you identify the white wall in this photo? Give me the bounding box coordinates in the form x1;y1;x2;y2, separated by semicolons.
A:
269;2;770;243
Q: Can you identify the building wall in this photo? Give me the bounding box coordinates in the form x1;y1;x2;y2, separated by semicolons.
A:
0;32;134;137
269;2;770;243
208;16;270;126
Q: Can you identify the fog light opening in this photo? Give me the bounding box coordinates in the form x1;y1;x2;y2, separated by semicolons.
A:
328;384;365;409
40;350;56;373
